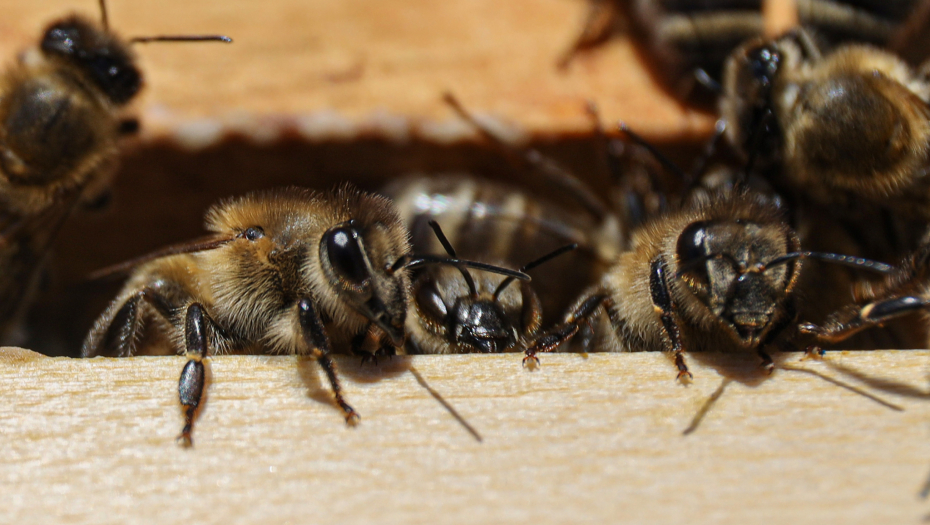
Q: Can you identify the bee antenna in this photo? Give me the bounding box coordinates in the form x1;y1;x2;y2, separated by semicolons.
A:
427;220;457;258
130;35;233;44
443;92;609;221
427;220;478;297
618;122;691;188
494;244;577;300
399;255;530;281
98;0;109;31
763;252;894;274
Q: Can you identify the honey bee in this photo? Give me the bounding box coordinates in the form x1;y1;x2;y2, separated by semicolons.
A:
0;0;230;342
384;174;600;354
524;190;893;378
82;186;528;445
720;29;930;222
562;1;930;103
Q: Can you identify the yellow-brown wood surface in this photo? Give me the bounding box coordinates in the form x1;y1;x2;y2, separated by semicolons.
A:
0;0;713;145
1;348;928;524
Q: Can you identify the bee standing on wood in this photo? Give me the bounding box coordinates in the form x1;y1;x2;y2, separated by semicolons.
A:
0;0;229;342
524;189;894;378
83;187;528;445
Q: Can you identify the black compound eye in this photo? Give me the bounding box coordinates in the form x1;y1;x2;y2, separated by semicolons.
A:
415;278;448;323
747;44;781;89
85;54;141;104
244;227;264;241
325;226;370;284
676;221;709;271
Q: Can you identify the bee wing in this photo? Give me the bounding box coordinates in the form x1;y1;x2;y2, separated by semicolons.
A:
87;234;234;281
0;201;77;326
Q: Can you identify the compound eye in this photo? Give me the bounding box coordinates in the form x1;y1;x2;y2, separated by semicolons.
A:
414;277;448;323
325;226;370;284
747;44;781;88
85;54;141;104
244;227;264;241
676;221;709;279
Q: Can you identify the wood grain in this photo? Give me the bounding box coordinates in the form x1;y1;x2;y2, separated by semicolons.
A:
0;0;713;146
2;347;929;524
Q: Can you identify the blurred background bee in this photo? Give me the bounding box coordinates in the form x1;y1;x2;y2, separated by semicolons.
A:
0;0;229;345
560;0;930;104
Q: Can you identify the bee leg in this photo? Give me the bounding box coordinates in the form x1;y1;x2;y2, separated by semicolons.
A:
650;257;691;381
757;349;775;374
298;298;360;425
85;287;176;357
178;303;210;447
800;296;930;345
375;334;397;360
555;0;620;69
524;293;608;367
350;328;376;364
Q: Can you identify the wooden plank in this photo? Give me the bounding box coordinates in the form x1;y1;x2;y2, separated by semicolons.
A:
1;348;928;524
0;0;713;146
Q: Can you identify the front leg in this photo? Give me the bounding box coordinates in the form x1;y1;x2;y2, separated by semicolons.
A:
650;257;691;381
523;293;609;367
298;298;360;425
756;302;799;374
800;295;930;345
350;324;397;365
178;303;210;447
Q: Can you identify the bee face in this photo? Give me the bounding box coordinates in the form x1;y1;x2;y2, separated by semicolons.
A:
411;270;522;353
675;218;800;347
40;16;140;104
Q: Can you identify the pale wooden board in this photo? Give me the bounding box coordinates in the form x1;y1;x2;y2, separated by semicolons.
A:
2;347;929;524
0;0;713;145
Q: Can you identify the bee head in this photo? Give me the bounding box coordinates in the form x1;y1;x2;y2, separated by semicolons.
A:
319;219;410;346
41;16;141;105
412;270;528;353
675;217;800;348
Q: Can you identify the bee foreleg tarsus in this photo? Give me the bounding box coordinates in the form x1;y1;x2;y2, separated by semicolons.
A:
523;293;607;367
650;257;690;381
297;298;360;425
177;302;209;447
375;335;396;359
318;354;360;426
757;348;775;374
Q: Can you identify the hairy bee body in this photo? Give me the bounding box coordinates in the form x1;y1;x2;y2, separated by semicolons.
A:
0;15;141;342
83;187;416;443
723;33;930;213
385;174;615;354
84;187;412;358
526;191;808;376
